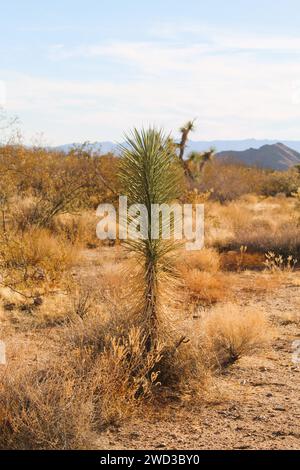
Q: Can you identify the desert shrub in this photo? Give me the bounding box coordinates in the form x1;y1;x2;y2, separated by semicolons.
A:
198;161;265;201
0;323;166;448
260;168;300;196
51;211;100;247
200;304;272;368
0;145;120;232
65;277;142;353
66;306;111;353
154;338;210;395
198;160;300;201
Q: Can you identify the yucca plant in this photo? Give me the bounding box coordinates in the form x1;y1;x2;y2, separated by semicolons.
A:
119;128;184;349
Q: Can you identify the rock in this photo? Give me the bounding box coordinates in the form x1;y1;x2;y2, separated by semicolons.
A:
155;443;167;449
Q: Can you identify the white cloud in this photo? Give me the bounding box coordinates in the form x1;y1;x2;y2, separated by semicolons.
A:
3;27;300;143
149;22;300;53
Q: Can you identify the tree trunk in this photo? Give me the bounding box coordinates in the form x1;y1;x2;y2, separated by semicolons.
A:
144;260;158;351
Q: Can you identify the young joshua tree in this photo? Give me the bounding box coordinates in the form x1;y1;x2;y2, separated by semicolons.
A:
119;128;184;349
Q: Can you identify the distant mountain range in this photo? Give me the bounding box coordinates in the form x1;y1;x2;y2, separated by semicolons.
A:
54;139;300;171
55;138;300;153
216;143;300;171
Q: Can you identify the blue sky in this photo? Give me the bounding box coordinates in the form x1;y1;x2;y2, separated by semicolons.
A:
1;0;300;144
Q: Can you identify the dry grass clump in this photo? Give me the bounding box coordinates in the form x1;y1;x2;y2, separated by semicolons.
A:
11;198;102;248
178;248;220;273
0;314;209;450
234;273;281;295
52;211;99;247
200;304;272;368
176;248;228;305
198;161;300;201
263;251;297;273
94;327;163;424
0;228;78;293
0;355;96;450
181;269;229;305
0;321;162;448
155;338;210;396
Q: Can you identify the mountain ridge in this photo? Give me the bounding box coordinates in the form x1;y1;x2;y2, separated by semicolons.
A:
54;139;300;155
54;140;300;170
216;143;300;171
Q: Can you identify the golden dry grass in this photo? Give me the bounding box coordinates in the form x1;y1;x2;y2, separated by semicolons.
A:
205;196;300;258
0;227;78;291
199;303;273;368
178;247;221;273
181;268;230;305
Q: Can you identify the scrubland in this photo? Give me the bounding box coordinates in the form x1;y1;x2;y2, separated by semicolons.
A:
0;142;299;449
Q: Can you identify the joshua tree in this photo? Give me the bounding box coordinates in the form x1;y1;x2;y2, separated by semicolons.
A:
188;148;215;175
178;120;196;161
176;120;197;180
119;128;184;349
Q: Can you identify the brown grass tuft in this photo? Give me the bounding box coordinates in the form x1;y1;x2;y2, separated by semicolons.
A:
181;269;230;305
200;303;273;368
